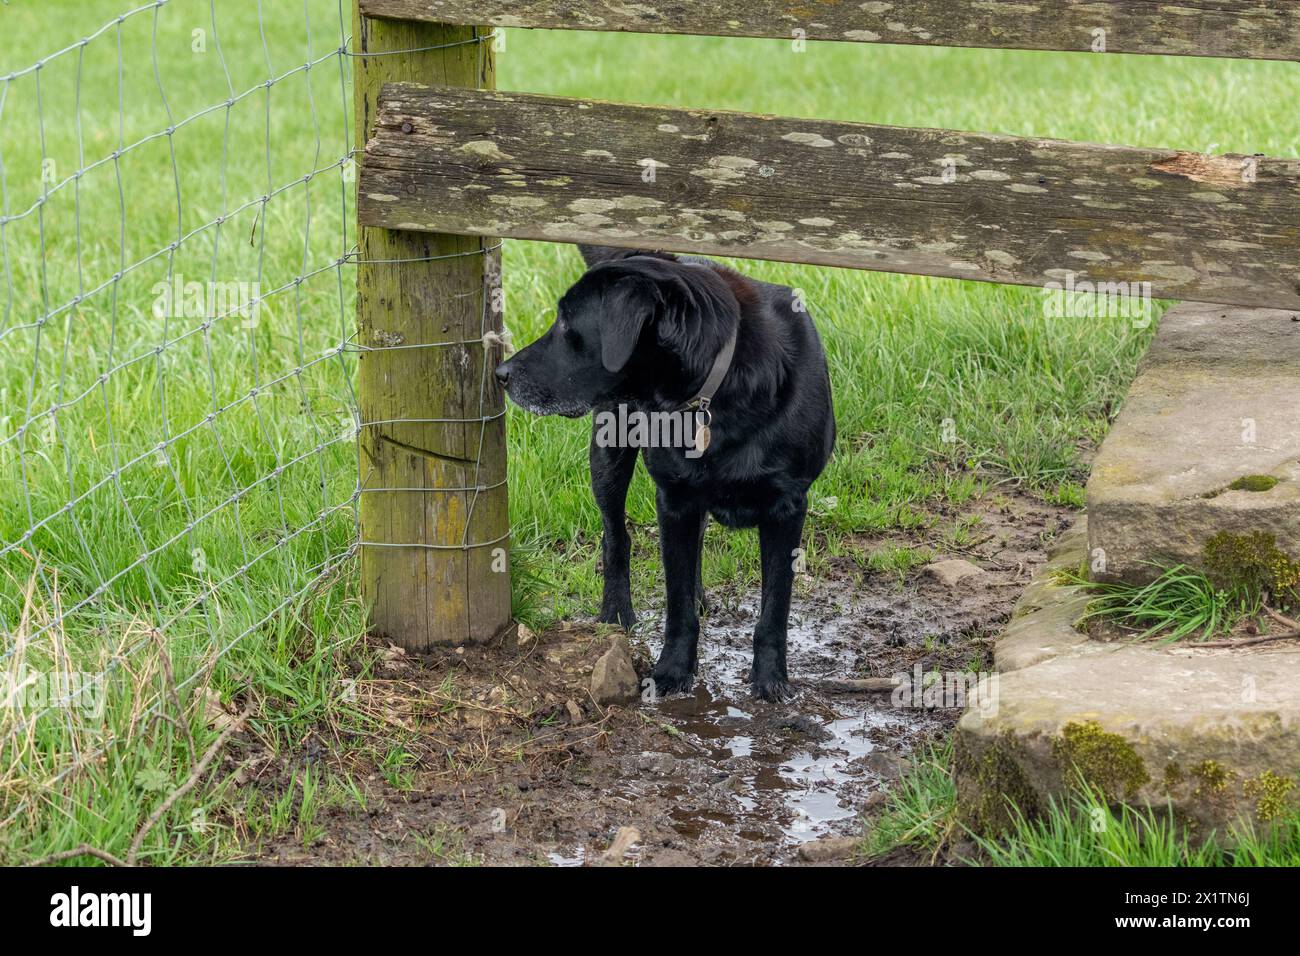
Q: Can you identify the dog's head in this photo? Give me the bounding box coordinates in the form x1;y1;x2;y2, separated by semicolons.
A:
495;251;739;418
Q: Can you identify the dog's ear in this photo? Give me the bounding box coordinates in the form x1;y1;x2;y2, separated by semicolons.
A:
593;257;738;376
652;267;740;365
600;276;661;373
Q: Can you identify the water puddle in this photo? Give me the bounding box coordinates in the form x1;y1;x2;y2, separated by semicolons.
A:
546;847;588;867
632;588;952;859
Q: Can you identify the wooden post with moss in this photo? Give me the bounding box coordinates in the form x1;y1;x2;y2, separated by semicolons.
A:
352;6;512;649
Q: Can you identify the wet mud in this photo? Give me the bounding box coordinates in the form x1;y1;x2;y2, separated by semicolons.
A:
247;492;1071;866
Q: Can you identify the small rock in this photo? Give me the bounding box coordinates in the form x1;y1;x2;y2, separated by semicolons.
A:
797;836;860;863
861;749;904;779
598;826;641;866
635;752;676;775
710;773;745;793
565;698;584;724
642;849;697;867
762;714;833;742
720;754;755;773
922;558;987;587
379;642;408;673
862;790;889;812
590;636;640;706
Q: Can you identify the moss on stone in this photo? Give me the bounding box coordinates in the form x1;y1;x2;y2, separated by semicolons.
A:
1243;770;1296;822
1048;567;1076;588
1163;761;1184;792
954;732;1042;834
1051;720;1150;801
1189;759;1235;796
1202;531;1300;603
1228;474;1279;493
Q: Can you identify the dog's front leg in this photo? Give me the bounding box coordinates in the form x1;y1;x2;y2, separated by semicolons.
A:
694;511;709;617
590;430;638;629
651;489;704;696
751;499;808;701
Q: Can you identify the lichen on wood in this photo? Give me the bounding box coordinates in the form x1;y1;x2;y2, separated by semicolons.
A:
358;85;1300;310
361;0;1300;62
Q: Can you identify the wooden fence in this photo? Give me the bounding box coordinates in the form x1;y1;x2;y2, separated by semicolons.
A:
352;0;1300;648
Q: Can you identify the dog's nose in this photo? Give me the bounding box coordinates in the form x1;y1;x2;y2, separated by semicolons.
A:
494;361;511;388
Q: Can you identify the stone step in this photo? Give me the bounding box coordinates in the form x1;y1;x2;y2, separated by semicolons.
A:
954;518;1300;838
1086;301;1300;585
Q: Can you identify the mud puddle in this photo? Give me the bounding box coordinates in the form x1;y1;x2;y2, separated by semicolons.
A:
245;491;1071;866
625;595;948;858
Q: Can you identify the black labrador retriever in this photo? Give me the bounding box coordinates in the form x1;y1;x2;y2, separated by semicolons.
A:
494;245;835;700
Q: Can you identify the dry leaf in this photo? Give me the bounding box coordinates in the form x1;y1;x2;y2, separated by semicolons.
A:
200;687;239;732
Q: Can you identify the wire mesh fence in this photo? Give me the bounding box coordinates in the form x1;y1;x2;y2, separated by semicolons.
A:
0;0;480;843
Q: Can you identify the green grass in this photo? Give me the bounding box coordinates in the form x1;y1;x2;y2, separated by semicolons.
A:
1063;564;1257;643
1058;526;1300;644
1;1;1297;864
861;745;958;861
865;749;1300;866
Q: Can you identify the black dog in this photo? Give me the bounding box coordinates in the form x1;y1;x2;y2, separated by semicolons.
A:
494;246;835;700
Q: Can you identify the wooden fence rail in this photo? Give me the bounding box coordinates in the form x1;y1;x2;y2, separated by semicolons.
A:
360;0;1300;61
358;84;1300;310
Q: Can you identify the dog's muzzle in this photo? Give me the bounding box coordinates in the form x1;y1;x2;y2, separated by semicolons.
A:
496;359;588;418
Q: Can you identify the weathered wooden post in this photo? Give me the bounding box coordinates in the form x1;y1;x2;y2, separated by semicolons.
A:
352;7;512;648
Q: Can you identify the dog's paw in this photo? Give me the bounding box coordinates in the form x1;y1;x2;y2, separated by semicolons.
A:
649;663;695;698
597;603;637;630
751;675;794;703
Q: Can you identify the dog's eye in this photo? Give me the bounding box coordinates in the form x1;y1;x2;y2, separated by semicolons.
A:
564;327;583;349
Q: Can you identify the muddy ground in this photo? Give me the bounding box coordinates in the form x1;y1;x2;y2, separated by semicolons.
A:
243;491;1072;866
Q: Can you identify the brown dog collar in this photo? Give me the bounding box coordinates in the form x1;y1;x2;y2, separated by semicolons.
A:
682;328;737;453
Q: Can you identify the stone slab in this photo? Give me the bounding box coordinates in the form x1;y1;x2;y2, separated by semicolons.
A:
955;519;1300;837
1086;302;1300;584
